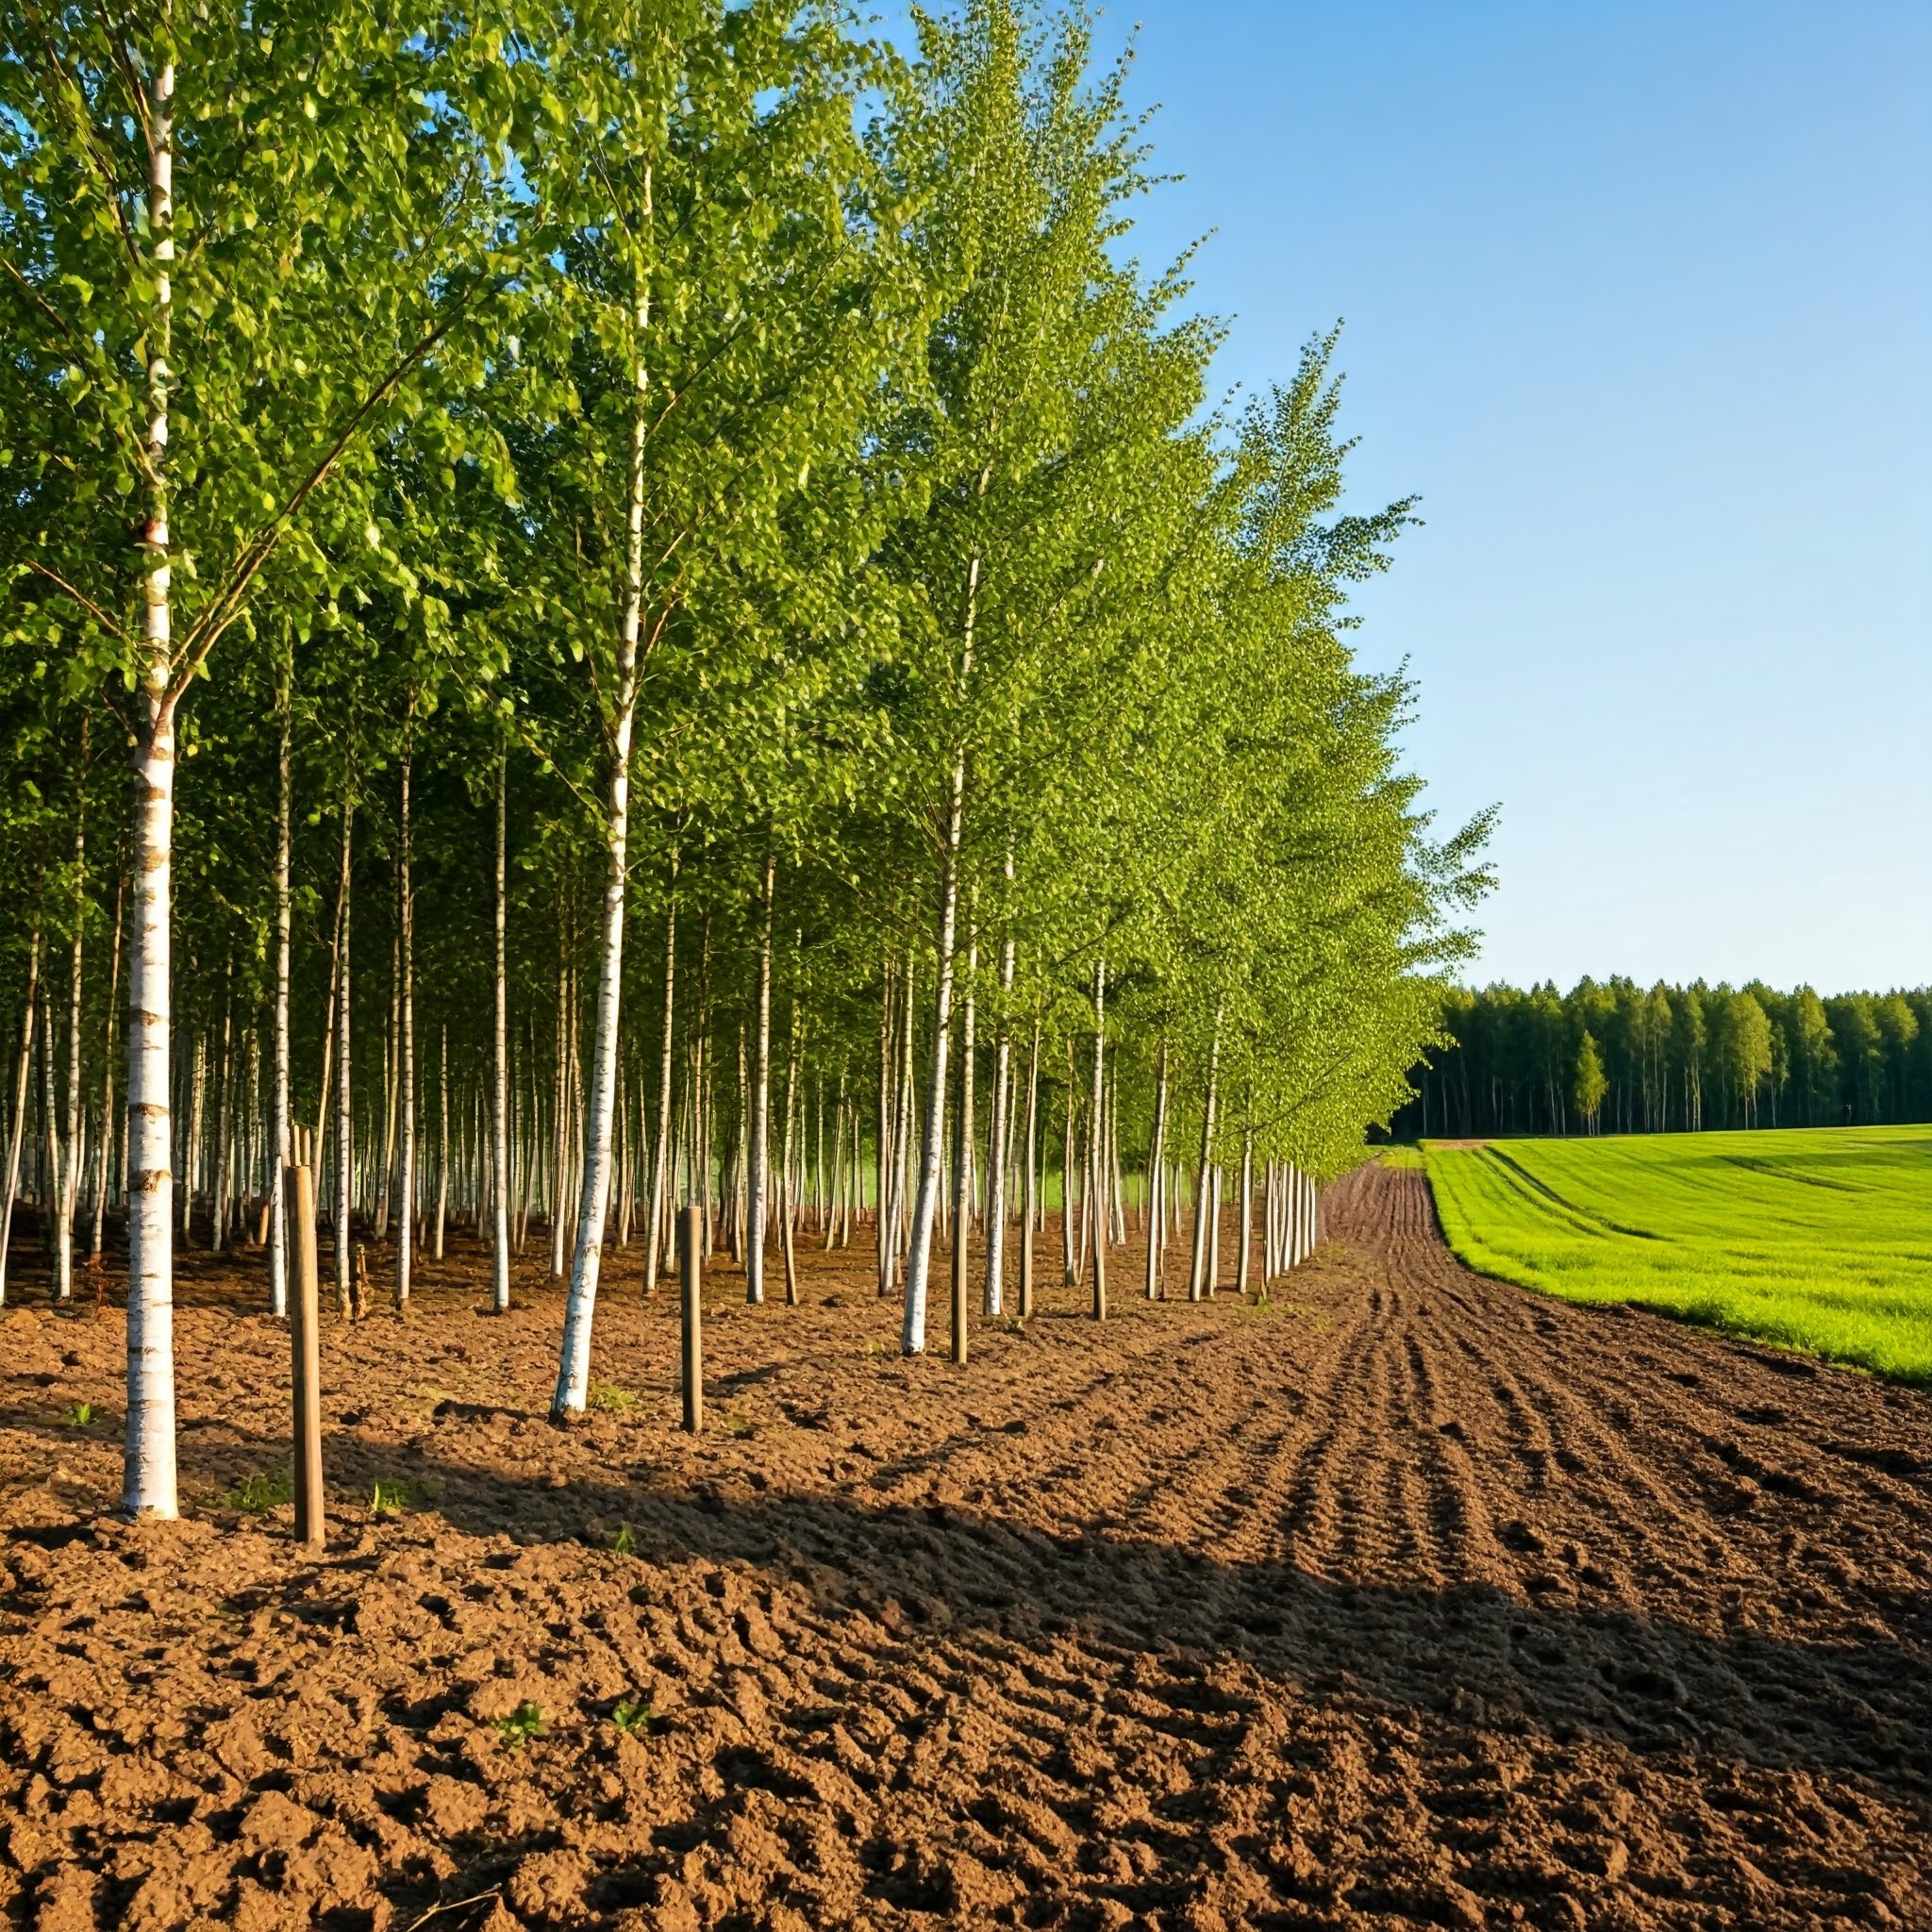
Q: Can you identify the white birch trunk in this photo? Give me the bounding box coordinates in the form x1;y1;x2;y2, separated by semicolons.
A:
434;1025;448;1261
1236;1128;1254;1298
122;51;178;1516
333;806;355;1316
982;888;1014;1314
209;970;232;1257
1144;1038;1168;1300
1019;1014;1039;1318
492;757;511;1312
745;850;774;1306
641;879;675;1297
395;757;415;1308
0;929;42;1307
268;682;291;1315
1089;958;1107;1320
554;235;649;1415
53;805;85;1299
901;769;964;1356
1187;1020;1221;1304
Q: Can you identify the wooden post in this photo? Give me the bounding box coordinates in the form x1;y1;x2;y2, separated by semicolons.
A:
679;1203;702;1434
286;1140;325;1550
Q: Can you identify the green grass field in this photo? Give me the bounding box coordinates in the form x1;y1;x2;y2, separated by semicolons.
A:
1421;1125;1932;1383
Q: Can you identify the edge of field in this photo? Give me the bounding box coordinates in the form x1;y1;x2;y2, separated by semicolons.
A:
1403;1139;1932;1387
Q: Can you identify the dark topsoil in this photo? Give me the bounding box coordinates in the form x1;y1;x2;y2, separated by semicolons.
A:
1;1166;1928;1932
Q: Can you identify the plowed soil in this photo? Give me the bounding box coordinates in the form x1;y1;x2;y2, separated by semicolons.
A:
3;1165;1929;1932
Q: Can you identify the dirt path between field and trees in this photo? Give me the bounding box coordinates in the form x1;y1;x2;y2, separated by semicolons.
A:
3;1165;1928;1931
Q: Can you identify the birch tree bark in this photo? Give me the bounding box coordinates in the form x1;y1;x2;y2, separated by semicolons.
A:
1187;1018;1221;1305
1089;958;1107;1321
268;669;291;1316
948;929;977;1359
491;755;511;1312
901;739;965;1357
745;849;774;1306
333;804;355;1318
641;870;675;1298
0;929;41;1308
554;219;650;1416
1019;1013;1039;1319
394;755;415;1309
982;866;1015;1314
122;46;179;1515
1235;1127;1254;1298
434;1025;448;1261
1143;1036;1168;1300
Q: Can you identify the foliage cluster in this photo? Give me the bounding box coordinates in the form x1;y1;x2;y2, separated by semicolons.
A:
1393;980;1931;1141
1;0;1487;1514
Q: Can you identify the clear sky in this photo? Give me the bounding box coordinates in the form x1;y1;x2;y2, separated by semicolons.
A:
1065;0;1932;994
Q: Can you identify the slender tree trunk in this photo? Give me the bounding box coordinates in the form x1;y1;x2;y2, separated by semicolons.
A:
92;871;125;1262
1089;959;1107;1320
395;756;415;1309
642;865;675;1298
1020;1014;1039;1320
555;220;651;1415
949;926;977;1351
1061;1043;1078;1287
52;792;87;1299
1208;1164;1222;1295
1236;1127;1255;1298
209;964;232;1258
902;789;963;1357
266;675;291;1313
0;927;42;1307
334;805;355;1317
491;755;511;1312
874;958;894;1291
892;965;914;1259
781;1001;800;1307
746;848;774;1306
1188;1018;1221;1303
1144;1037;1168;1300
122;43;179;1516
982;902;1013;1315
435;1025;448;1261
549;945;569;1276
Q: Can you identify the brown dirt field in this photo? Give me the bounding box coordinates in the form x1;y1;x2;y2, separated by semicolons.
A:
2;1165;1929;1932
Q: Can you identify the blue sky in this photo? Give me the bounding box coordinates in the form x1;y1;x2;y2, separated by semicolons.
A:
1059;0;1932;993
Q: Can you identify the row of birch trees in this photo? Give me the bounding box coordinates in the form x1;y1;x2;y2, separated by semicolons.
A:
1;0;1489;1517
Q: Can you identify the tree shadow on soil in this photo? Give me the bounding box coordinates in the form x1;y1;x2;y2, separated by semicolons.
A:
56;1410;1917;1809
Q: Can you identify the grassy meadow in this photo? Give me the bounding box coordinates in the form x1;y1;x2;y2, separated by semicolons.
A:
1421;1125;1932;1382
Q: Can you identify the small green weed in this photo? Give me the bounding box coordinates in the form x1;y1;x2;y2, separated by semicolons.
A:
589;1382;639;1413
369;1476;412;1517
612;1524;636;1557
863;1338;885;1358
609;1697;653;1736
1000;1314;1024;1334
724;1410;758;1440
491;1701;544;1748
223;1468;294;1512
63;1402;94;1428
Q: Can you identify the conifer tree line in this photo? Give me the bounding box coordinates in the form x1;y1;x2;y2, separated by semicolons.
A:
1;0;1488;1518
1390;979;1932;1141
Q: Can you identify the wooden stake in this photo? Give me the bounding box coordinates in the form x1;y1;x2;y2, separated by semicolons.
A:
679;1203;703;1434
286;1145;325;1550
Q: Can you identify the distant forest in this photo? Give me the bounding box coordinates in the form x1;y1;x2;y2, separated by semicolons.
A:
1386;981;1932;1141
